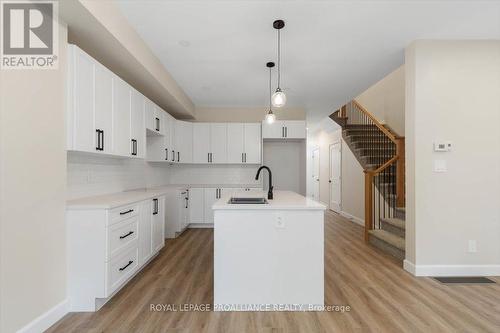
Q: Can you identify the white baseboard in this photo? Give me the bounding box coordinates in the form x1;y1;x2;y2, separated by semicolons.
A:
404;260;500;276
17;299;68;333
339;211;364;226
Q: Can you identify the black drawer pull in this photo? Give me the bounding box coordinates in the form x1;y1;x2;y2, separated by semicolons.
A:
119;209;134;215
119;260;133;271
119;231;134;239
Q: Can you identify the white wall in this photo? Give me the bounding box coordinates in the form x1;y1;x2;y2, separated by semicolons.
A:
66;153;171;200
356;66;405;135
0;23;68;333
405;40;500;276
263;141;307;196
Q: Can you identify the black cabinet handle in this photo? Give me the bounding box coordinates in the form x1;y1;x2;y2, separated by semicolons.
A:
185;197;188;208
282;127;284;138
165;148;168;160
285;127;288;138
208;152;210;163
171;150;175;162
119;209;134;215
177;152;180;162
131;139;137;156
119;231;134;239
96;129;100;150
101;130;104;150
155;117;160;131
119;260;133;271
241;153;244;163
152;198;158;215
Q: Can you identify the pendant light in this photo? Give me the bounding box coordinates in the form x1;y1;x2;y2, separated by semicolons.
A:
265;62;276;124
271;19;286;108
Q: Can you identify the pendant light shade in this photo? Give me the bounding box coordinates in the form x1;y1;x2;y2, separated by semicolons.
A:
265;62;276;124
272;19;286;108
265;111;276;124
271;88;286;108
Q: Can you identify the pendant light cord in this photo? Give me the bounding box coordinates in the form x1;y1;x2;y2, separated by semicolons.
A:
269;67;272;109
277;29;281;89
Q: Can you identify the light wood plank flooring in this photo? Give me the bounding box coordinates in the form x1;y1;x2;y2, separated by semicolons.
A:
48;211;500;332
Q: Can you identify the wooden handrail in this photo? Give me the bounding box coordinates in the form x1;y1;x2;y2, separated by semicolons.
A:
352;100;398;144
369;155;399;175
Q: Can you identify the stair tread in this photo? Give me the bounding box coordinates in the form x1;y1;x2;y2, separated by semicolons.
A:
396;207;406;212
380;217;405;229
369;229;405;250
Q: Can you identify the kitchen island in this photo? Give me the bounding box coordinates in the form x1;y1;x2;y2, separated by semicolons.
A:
213;190;326;311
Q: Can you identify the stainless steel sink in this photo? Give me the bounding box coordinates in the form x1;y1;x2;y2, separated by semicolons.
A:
228;197;268;204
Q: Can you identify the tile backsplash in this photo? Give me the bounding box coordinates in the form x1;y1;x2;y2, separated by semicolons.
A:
66;152;170;200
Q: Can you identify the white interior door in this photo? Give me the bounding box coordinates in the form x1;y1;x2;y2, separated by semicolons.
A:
312;148;320;201
329;142;342;212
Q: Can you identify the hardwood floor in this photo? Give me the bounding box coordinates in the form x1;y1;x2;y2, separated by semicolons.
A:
48;211;500;332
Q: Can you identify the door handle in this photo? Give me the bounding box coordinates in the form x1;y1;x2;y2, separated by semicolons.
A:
285;127;287;138
177;152;180;162
165;148;168;160
131;139;137;156
208;153;210;163
242;153;244;163
96;129;100;151
171;150;175;162
244;153;247;163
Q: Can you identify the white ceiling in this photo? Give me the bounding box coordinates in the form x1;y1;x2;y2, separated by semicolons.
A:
116;0;500;123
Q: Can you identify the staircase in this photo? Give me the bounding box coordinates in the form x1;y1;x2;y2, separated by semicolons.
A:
330;101;406;260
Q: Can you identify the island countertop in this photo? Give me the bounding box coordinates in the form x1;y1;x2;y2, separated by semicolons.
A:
213;190;326;211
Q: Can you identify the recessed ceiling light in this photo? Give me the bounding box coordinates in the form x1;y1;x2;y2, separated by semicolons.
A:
178;40;191;47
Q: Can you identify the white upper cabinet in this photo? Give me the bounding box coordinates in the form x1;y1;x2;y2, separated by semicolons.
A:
210;123;227;164
193;123;211;163
94;63;113;154
67;45;96;152
174;121;193;163
130;90;145;158
112;77;132;157
145;99;165;136
243;123;261;164
284;120;307;139
192;123;228;164
227;123;261;164
227;123;245;163
262;120;306;139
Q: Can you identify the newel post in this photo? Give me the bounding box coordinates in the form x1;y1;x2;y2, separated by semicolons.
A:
395;137;405;207
364;170;374;242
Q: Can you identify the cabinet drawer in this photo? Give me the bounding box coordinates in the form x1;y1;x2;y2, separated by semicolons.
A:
109;203;139;225
106;246;139;296
107;217;138;260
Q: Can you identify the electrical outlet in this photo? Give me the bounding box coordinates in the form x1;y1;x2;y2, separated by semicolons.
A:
275;215;285;229
468;240;477;253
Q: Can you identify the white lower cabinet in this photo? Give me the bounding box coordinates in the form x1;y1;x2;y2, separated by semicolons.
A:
67;196;165;311
190;187;231;225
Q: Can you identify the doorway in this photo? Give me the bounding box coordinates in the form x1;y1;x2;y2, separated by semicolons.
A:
312;148;320;201
329;142;342;212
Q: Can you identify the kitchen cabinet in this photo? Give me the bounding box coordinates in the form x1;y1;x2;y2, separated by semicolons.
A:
112;77;132;156
262;120;306;139
192;123;211;163
189;188;205;223
227;123;261;164
193;123;228;164
139;200;153;265
174;120;193;163
151;196;165;253
164;188;190;238
243;123;261;163
210;123;228;163
68;45;113;154
130;90;145;158
67;196;165;311
94;62;113;154
145;99;165;136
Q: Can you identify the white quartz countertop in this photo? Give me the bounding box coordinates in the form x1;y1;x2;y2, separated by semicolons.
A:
66;184;263;210
212;190;326;211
